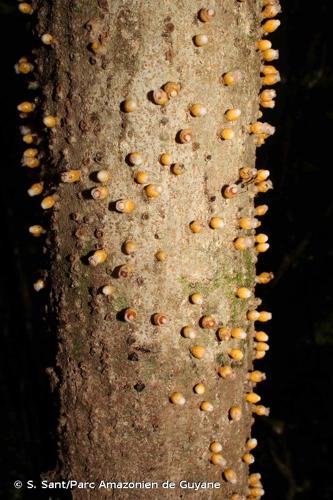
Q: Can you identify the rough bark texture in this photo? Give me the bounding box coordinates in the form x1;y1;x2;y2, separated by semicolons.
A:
35;0;262;498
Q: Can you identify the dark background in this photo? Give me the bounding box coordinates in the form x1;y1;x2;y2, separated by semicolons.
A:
1;1;332;499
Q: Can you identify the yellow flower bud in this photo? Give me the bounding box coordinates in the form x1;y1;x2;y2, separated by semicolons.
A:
225;108;241;121
229;406;242;421
61;170;81;183
170;392;186;405
246;438;258;450
262;19;281;33
248;371;266;383
41;33;54;45
27;182;44;197
43;115;58;128
200;401;214;412
242;452;255;464
210;441;223;453
223;468;237;484
190;220;204;233
256;39;272;51
209;217;225;229
252;405;270;416
17;101;35;113
182;326;197;339
245;392;261;404
255;271;274;284
218;366;235;379
210;453;226;466
160;153;172;166
220;128;235;140
29;225;46;237
229;348;244;361
258;311;272;322
41;195;57;210
155;250;167;262
194;383;205;395
122;98;138;112
190;103;207;117
190;292;204;305
18;2;33;14
231;327;247;339
222;70;243;86
193;34;209;47
88;249;108;266
254;205;269;216
191;345;205;359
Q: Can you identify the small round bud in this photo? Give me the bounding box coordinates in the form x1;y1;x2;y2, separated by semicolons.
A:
194;383;205;395
160;153;172;166
152;313;168;326
123;240;137;255
182;326;197;339
152;89;169;106
223;184;239;198
124;308;137;323
29;225;46;237
198;8;215;22
190;103;207;117
190;292;204;305
193;34;209;47
191;345;205;359
88;249;108;266
144;184;162;198
122;98;138;112
225;108;241;121
222;70;243;86
229;349;244;361
179;128;193;144
229;406;242;421
190;220;204;233
96;170;111;183
41;33;54;45
116;199;135;213
262;19;281;33
210;453;226;466
200;315;216;329
33;278;45;292
245;392;261;404
155;250;167;262
170;392;186;405
236;287;252;299
163;82;181;98
128;152;144;166
246;438;258;450
43;115;58;128
209;217;225;229
210;441;223;453
91;186;109;200
200;401;214;412
217;366;235;379
134;171;149;184
242;452;255;464
220;128;234;140
223;468;237;484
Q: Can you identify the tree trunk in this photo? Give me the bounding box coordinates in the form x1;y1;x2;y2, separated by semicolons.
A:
33;0;265;498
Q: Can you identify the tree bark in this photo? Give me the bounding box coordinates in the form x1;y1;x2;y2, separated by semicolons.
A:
34;0;263;498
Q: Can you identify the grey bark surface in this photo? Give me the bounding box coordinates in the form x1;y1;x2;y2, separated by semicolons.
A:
35;0;263;498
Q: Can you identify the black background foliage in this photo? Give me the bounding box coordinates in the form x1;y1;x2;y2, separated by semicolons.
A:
0;1;333;499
